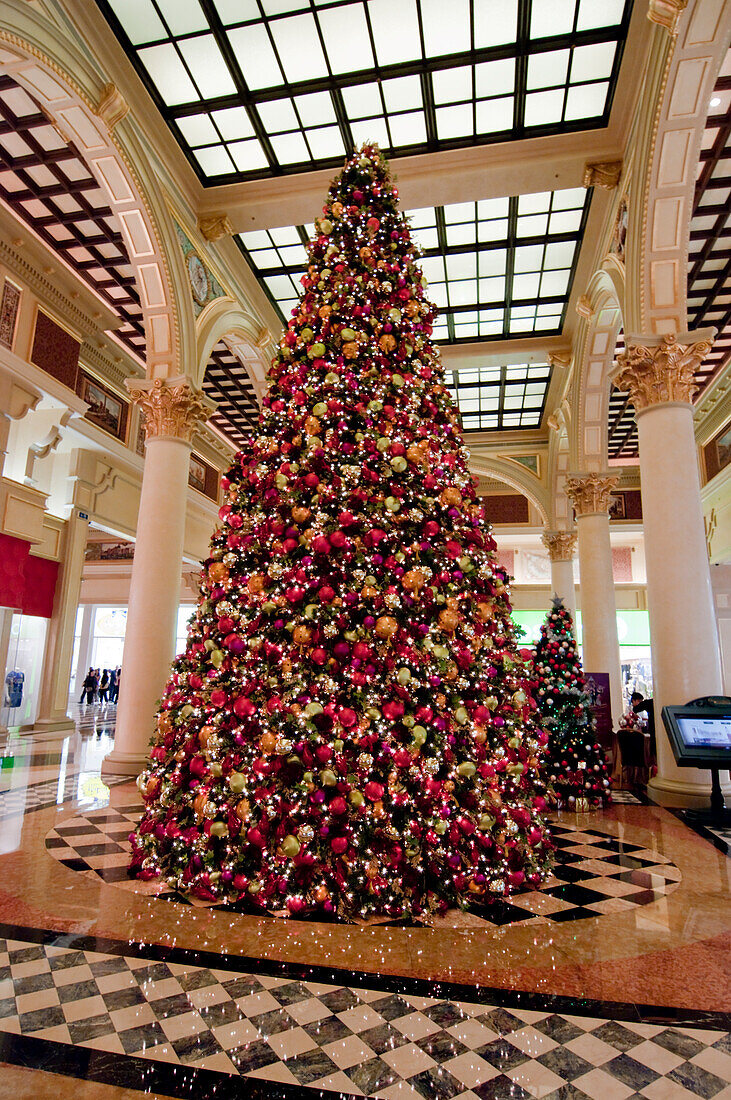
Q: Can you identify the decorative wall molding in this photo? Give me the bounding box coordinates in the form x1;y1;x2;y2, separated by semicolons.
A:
0;237;106;339
576;294;594;319
197;213;234;243
95;82;129;130
648;0;689;34
583;160;623;189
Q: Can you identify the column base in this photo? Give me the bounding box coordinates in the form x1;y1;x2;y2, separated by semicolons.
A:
647;773;731;809
19;716;75;739
101;749;149;777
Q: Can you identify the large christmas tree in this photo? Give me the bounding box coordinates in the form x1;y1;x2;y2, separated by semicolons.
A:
130;145;552;918
532;599;612;811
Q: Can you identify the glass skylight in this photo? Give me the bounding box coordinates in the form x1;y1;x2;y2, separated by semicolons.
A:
97;0;632;182
448;363;552;431
238;186;590;342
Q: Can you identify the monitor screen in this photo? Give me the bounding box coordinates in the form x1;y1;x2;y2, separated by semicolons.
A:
676;716;731;750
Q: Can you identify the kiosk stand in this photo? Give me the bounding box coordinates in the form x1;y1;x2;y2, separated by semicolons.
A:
661;696;731;827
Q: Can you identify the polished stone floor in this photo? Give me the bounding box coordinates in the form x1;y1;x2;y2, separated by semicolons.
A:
0;706;729;1100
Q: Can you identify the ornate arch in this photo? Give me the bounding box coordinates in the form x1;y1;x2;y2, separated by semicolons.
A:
625;0;731;335
0;5;195;379
573;269;624;470
195;300;272;395
469;455;550;525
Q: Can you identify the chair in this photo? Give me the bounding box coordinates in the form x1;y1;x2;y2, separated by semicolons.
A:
617;729;648;788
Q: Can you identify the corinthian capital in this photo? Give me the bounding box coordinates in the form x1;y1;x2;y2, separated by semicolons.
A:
612;332;714;412
542;530;578;562
126;376;214;444
565;472;620;517
197;213;234;243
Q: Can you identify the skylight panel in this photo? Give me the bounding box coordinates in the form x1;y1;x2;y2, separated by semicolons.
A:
109;0;167;45
212;106;256;140
269;13;329;82
295;91;337;127
178;37;237;99
193;144;235;176
531;0;577;39
473;0;519;47
257;98;299;132
350;117;389;148
432;66;472;105
228;138;268;172
524;89;564;127
571;41;617;83
420;0;470;56
157;0;208;36
227;24;282;90
306;126;345;159
270;131;310;164
388;112;427;146
527;50;570;90
475;59;516;98
318;4;374;73
577;0;625;30
177;113;218;145
565;82;609;120
437;104;474;140
382;75;422;113
367;0;421;67
341;83;382;119
476;97;513;134
138;44;199;105
445;221;477;246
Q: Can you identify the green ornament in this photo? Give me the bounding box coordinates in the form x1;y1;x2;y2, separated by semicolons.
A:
435;820;447;835
325;372;339;383
340;327;357;341
397;667;411;684
376;437;390;452
457;761;476;777
454;706;469;726
478;813;495;831
320;768;337;786
349;790;364;807
210;821;228;838
312;402;327;416
390;456;407;472
280;835;301;857
392;373;404;387
385;496;401;512
228;772;246;794
305;702;323;716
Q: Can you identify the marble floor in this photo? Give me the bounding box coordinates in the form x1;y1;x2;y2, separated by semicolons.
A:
0;706;729;1100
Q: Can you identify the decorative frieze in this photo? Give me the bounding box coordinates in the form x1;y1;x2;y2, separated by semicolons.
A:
126;376;214;444
197;213;234;243
542;530;578;562
613;333;714;411
565;472;620;516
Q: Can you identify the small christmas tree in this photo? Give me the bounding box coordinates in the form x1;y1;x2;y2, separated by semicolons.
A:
130;145;553;918
533;598;611;811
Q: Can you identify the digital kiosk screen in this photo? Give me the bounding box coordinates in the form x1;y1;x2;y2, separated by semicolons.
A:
662;705;731;767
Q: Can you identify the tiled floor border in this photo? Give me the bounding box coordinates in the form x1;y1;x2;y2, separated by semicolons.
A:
0;921;727;1032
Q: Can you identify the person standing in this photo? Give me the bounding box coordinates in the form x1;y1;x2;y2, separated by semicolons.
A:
631;691;656;761
112;667;121;703
99;669;109;703
80;668;96;705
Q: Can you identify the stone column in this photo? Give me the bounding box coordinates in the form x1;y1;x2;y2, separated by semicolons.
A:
33;509;89;734
565;473;624;727
102;377;212;776
613;331;724;806
74;604;94;699
541;530;578;627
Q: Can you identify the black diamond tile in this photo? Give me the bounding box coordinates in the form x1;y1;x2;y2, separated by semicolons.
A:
347;1056;399;1094
177;969;218;991
172;1029;223;1064
73;843;124;857
654;1028;706;1059
408;1065;463;1098
541;1087;593;1100
712;1033;731;1055
538;1046;593;1081
118;1021;167;1054
0;998;17;1018
533;1016;584;1044
591;1021;643;1052
68;1014;116;1044
48;951;87;971
424;1002;466;1027
60;859;91;872
149;992;194;1018
103;986;147;1010
196;999;241;1028
228;1039;280;1072
604;1053;660;1090
287;1046;339;1085
250;1008;298;1037
360;1022;409;1054
417;1030;468;1063
132;962;173;984
9;947;45;963
473;1074;531;1099
479;1009;526;1035
89;957;129;977
544;884;608;906
55;824;102;836
320;988;361;1012
667;1062;727;1098
19;1005;65;1033
96;866;135;883
548;906;602;922
479;899;533;925
13;972;54;996
57;979;100;1004
304;1015;352;1045
369;994;413;1021
269;981;311;1005
550;864;593;883
221;975;263;998
477;1037;529;1069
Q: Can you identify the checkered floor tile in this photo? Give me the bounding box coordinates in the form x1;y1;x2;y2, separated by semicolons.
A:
0;933;727;1099
45;805;682;927
608;790;644;805
0;772;127;822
